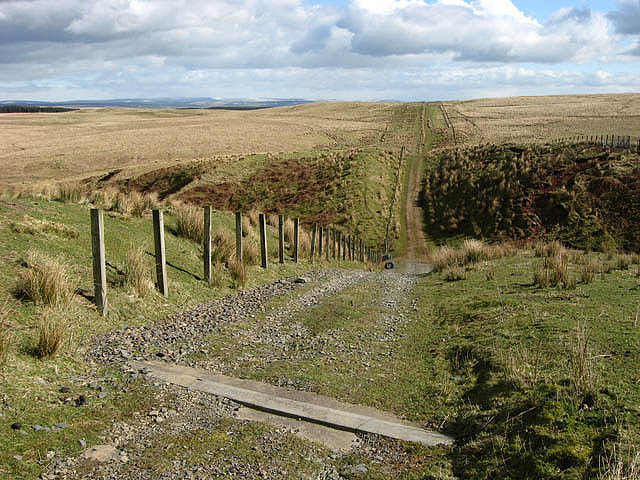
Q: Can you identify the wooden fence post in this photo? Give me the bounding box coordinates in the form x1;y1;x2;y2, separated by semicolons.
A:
204;206;212;283
260;213;269;269
278;214;285;264
318;226;323;258
332;229;337;260
342;234;346;261
294;218;300;263
235;211;243;263
326;228;331;261
311;223;318;263
153;209;168;296
90;208;107;316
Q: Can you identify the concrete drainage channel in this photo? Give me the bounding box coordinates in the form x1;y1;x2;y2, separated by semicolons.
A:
130;360;453;451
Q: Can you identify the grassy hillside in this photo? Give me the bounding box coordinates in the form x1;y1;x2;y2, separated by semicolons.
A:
0;194;371;479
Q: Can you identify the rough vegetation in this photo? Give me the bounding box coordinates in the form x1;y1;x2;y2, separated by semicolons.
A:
422;143;640;252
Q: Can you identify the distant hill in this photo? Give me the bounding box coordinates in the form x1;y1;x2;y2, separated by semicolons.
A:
0;97;312;109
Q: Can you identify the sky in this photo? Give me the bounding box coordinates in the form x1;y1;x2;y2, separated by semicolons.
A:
0;0;639;102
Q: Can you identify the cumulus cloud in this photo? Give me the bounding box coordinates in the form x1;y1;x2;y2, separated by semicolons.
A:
0;0;635;100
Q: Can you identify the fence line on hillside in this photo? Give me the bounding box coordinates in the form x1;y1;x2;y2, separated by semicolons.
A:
89;207;385;309
553;134;640;152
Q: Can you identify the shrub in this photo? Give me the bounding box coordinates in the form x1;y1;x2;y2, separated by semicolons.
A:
174;204;204;244
17;251;74;308
229;259;247;289
124;247;153;297
37;311;68;358
57;182;84;203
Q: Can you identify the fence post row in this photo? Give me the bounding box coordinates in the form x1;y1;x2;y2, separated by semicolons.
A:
278;214;285;264
204;206;212;283
260;213;269;269
90;208;107;316
152;209;168;296
294;218;300;264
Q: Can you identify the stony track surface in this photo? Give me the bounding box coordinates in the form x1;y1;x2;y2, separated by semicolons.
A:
49;269;420;479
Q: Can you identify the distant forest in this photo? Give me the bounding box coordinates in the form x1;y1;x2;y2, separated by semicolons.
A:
0;105;77;113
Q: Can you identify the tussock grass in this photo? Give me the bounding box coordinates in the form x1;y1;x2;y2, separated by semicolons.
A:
174;203;204;244
571;322;596;395
124;247;153;297
241;216;253;238
298;227;312;258
209;263;226;288
243;238;260;265
443;265;466;281
56;182;85;203
37;311;68;358
430;239;513;272
247;209;260;227
229;259;247;289
580;258;600;284
266;213;279;228
616;255;632;271
16;251;74;308
212;230;235;265
283;218;296;246
599;446;640;480
10;216;79;239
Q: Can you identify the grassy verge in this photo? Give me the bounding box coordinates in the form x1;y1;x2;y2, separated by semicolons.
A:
188;244;639;478
0;195;334;479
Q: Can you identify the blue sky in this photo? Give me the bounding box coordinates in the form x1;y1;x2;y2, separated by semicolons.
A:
0;0;638;102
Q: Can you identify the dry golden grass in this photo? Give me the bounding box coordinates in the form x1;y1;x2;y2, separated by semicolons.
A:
441;93;640;146
0;102;397;187
37;311;68;359
124;247;154;297
10;216;79;239
229;259;247;289
174;203;204;244
17;251;74;308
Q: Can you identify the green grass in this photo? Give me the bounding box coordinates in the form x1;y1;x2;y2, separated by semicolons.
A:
0;195;328;479
189;248;640;478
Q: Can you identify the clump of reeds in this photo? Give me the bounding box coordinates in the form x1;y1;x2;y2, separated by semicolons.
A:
598;443;640;480
37;311;68;359
229;259;247;289
124;247;153;297
570;322;596;395
56;182;85;203
16;251;74;308
209;263;226;288
580;258;600;284
212;230;235;264
443;265;466;282
174;203;204;244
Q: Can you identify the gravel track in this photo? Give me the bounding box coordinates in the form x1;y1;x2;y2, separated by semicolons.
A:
50;269;419;479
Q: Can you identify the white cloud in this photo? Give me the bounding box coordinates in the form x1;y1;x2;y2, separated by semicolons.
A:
0;0;636;100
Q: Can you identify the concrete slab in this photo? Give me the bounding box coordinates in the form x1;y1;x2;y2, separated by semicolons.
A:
130;360;453;447
235;407;358;452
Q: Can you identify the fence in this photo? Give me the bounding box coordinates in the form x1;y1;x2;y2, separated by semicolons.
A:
89;207;384;315
554;134;640;152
